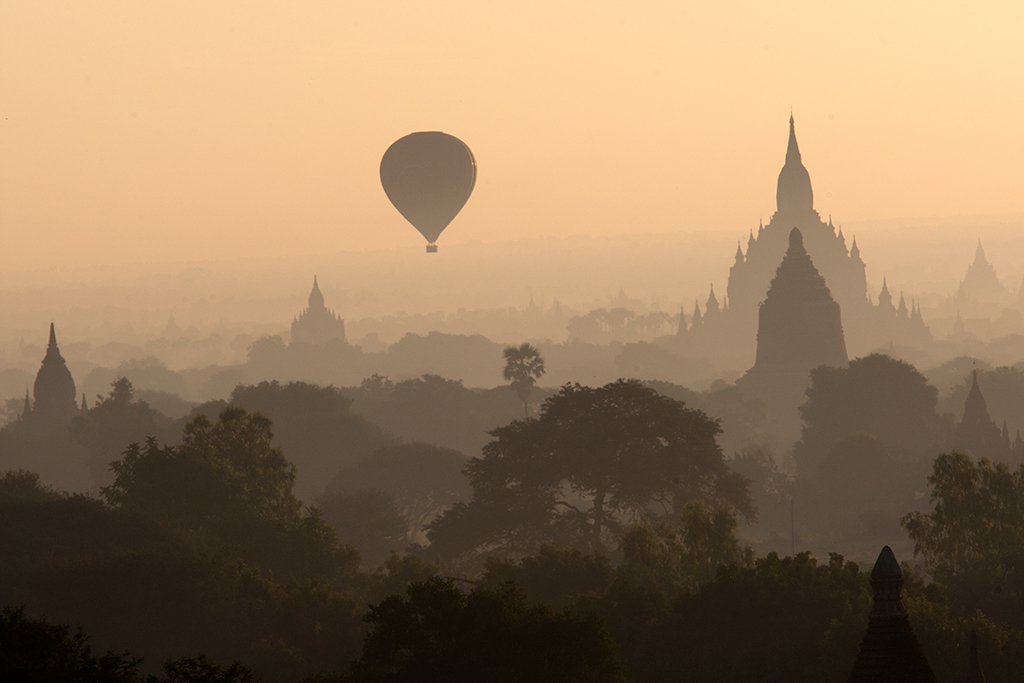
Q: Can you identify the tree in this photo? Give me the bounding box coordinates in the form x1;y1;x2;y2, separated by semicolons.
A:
226;381;397;501
902;451;1024;628
791;354;945;536
319;490;409;568
618;500;754;595
343;577;628;683
323;443;471;543
795;354;943;476
503;343;546;417
102;406;358;582
0;605;143;682
427;380;752;564
69;377;174;489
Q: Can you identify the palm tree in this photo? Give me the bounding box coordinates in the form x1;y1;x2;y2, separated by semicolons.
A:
502;343;546;417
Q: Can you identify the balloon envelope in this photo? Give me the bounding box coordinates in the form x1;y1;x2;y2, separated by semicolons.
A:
380;132;477;246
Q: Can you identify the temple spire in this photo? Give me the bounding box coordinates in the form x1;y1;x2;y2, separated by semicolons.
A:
706;284;720;316
48;322;57;348
786;114;801;164
308;276;325;310
776;115;813;213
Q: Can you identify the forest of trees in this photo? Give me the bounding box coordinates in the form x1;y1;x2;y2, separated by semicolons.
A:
3;353;1024;680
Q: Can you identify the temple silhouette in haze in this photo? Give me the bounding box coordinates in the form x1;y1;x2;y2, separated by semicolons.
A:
291;276;347;346
28;323;78;428
678;116;930;363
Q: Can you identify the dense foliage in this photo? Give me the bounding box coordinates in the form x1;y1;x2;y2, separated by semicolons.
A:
427;379;751;566
903;451;1024;629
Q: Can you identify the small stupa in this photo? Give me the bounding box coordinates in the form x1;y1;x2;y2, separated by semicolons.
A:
846;546;937;682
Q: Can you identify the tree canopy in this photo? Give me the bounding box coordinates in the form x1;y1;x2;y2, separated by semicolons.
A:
503;343;546;416
902;451;1024;629
427;379;751;565
323;442;470;544
343;577;628;683
103;406;357;582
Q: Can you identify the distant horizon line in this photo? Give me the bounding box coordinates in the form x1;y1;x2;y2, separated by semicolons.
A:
1;210;1022;283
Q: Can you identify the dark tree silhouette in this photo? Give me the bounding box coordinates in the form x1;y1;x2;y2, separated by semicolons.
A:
69;377;174;489
323;442;470;543
427;380;751;564
794;354;943;477
319;489;408;568
103;406;357;582
902;451;1024;629
225;380;397;501
344;577;628;683
502;342;546;417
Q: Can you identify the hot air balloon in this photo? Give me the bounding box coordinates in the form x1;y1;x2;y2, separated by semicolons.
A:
380;132;476;253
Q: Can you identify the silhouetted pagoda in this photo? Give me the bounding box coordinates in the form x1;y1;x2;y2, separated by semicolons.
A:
847;546;937;683
290;276;347;346
955;241;1011;308
735;228;848;446
727;116;867;337
678;116;930;359
952;370;1012;461
752;228;847;371
28;323;77;427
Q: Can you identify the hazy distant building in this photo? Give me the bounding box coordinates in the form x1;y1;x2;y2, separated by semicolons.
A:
955;241;1012;308
750;228;848;372
290;276;347;346
735;228;848;447
727;116;867;334
952;370;1014;462
29;323;78;427
678;116;931;360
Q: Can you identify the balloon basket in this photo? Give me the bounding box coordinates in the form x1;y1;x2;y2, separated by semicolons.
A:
426;244;438;253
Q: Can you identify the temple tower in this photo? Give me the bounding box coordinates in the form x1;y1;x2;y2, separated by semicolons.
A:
30;323;77;426
847;546;937;682
290;276;347;346
752;228;848;372
726;116;867;330
952;370;1011;460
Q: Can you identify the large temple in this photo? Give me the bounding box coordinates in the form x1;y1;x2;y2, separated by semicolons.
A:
290;276;347;346
679;117;930;362
727;116;868;336
736;228;849;447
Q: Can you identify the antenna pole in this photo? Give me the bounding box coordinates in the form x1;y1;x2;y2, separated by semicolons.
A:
791;498;796;556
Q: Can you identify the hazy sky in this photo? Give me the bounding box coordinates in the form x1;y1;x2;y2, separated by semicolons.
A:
2;1;1022;271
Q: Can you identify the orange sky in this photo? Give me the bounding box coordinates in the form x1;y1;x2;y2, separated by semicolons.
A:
1;1;1022;271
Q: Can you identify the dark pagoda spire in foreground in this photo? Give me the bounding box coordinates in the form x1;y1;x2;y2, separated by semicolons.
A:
847;546;937;682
